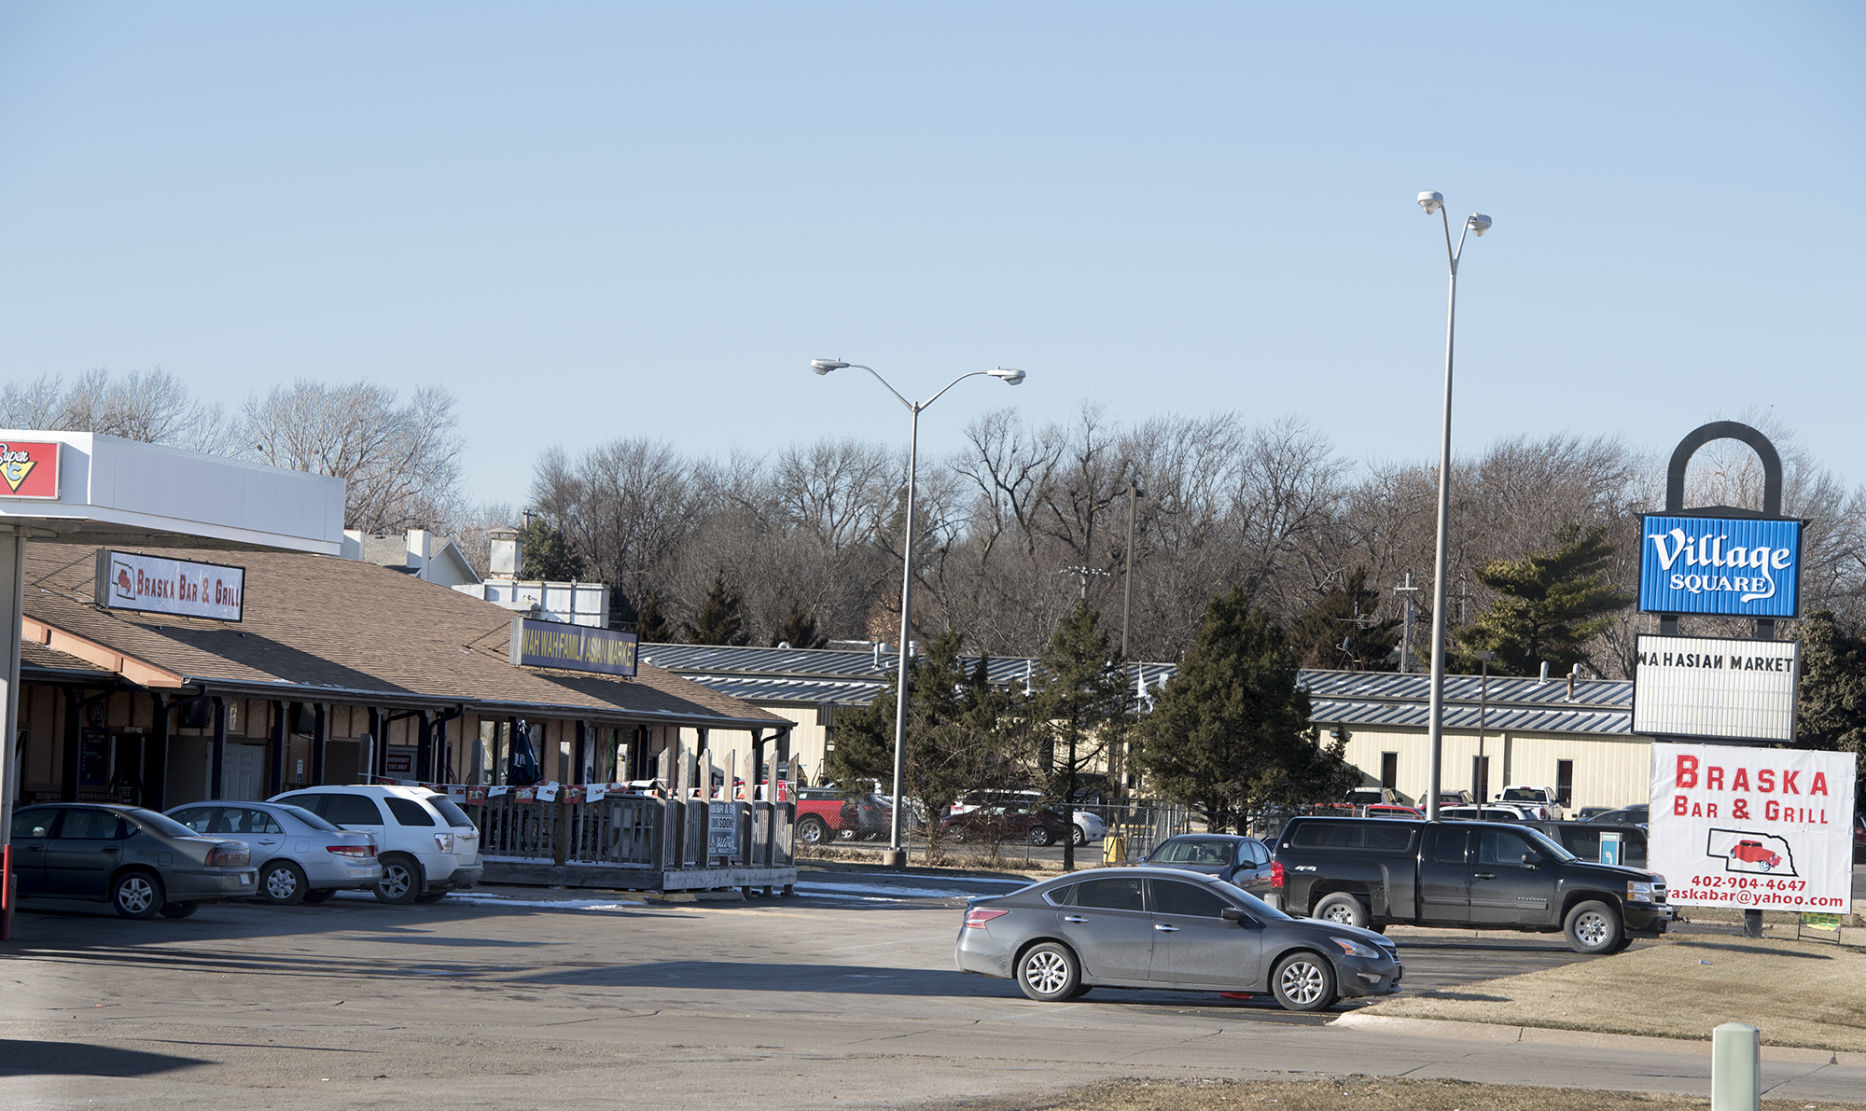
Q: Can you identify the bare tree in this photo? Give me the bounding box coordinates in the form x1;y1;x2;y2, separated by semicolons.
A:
2;368;227;451
242;381;463;533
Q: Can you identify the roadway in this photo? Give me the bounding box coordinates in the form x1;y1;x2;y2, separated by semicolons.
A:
3;870;1862;1110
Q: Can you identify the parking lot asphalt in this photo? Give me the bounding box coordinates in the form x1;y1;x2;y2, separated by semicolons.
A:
4;868;1863;1110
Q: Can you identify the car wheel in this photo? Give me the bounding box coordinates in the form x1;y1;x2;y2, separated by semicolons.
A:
950;827;970;844
1271;952;1338;1012
1563;899;1623;954
1028;826;1053;847
794;816;829;846
1017;942;1082;1003
301;888;337;905
1071;825;1087;847
260;860;309;905
1313;892;1369;930
112;870;165;919
159;901;199;919
374;854;422;904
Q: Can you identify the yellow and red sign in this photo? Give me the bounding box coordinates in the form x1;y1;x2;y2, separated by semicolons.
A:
0;441;60;499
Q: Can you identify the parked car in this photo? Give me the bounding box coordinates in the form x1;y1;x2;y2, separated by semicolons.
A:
793;787;894;845
1497;786;1564;820
1069;809;1107;847
167;800;381;905
1345;787;1401;807
1584;805;1649;827
953;867;1403;1011
1435;790;1474;806
8;803;256;918
271;785;482;904
1526;820;1648;869
1270;816;1672;954
1365;803;1425;819
940;802;1072;847
1135;833;1277;895
951;789;1102;846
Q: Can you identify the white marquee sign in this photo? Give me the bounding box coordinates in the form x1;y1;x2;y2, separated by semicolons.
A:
1631;634;1798;744
94;549;245;622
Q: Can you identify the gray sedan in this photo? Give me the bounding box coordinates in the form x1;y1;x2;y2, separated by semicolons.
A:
954;866;1401;1011
167;800;382;905
1136;833;1276;894
9;803;256;919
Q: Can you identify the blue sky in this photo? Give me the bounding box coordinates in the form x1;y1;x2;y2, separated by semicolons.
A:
3;3;1861;513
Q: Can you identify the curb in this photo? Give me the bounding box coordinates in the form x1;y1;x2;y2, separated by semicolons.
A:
1329;1012;1866;1068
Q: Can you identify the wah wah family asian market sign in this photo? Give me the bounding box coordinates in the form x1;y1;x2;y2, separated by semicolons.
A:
94;550;245;622
509;616;639;677
1631;634;1799;744
1639;514;1802;619
1648;742;1857;913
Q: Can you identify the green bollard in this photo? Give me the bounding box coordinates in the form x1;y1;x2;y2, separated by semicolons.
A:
1711;1022;1760;1111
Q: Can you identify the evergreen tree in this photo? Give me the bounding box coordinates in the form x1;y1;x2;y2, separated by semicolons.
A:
1288;568;1401;671
773;600;828;649
824;630;1019;856
1134;587;1356;832
1795;611;1866;799
681;569;749;646
1453;524;1633;676
631;587;675;643
1027;600;1131;870
517;517;584;581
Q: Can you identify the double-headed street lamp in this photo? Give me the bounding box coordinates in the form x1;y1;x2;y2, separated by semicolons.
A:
810;358;1026;867
1416;191;1492;822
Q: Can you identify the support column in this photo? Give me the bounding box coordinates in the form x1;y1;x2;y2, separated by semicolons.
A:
268;700;286;796
209;696;227;800
0;530;24;841
310;704;327;785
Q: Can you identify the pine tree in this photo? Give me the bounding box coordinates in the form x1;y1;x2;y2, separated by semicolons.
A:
773;600;828;649
823;630;1019;854
1453;525;1633;676
1288;568;1401;671
1795;610;1866;799
517;518;584;581
1134;587;1355;832
1027;600;1131;870
681;569;748;646
631;587;675;643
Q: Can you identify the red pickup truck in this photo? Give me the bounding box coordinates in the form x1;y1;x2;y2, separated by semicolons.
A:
793;787;891;846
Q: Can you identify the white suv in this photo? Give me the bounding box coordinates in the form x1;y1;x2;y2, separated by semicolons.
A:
271;785;483;903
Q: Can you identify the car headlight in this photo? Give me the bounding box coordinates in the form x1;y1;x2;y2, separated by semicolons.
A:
1627;880;1655;901
1330;937;1379;959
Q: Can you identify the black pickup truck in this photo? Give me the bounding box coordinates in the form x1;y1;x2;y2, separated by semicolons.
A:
1270;816;1672;954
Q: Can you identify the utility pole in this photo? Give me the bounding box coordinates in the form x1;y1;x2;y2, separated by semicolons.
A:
1060;565;1110;601
1393;573;1419;673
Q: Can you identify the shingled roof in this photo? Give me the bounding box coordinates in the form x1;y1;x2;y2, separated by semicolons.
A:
21;542;786;730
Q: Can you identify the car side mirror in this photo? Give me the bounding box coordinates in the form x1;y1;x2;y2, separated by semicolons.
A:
1521;852;1542;868
1221;906;1257;928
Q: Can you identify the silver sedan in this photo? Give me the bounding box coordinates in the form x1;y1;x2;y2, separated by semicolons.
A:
167;801;382;905
955;866;1402;1011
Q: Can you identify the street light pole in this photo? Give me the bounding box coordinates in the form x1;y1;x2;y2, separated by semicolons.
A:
811;359;1025;867
1416;191;1492;822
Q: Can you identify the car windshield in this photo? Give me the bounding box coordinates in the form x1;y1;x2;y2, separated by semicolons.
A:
1502;789;1541;801
128;809;207;839
275;803;343;832
1217;882;1294;920
1520;826;1578;861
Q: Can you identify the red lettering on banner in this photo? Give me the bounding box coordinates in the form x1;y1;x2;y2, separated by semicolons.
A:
1677;754;1698;788
1812;772;1829;795
1758;769;1775;792
1782;770;1800;794
1707;766;1725;789
1731;768;1749;791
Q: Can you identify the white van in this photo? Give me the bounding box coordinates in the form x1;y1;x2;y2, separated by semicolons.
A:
271;785;483;903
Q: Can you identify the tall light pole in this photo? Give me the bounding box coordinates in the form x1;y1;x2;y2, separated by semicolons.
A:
810;358;1026;867
1416;191;1492;822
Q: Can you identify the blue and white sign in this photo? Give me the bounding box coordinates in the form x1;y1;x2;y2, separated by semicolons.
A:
1639;515;1802;618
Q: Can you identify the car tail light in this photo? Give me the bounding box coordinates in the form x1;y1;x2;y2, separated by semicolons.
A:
207;842;249;868
433;832;456;854
327;844;374;858
1270;861;1285;888
964;907;1009;929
